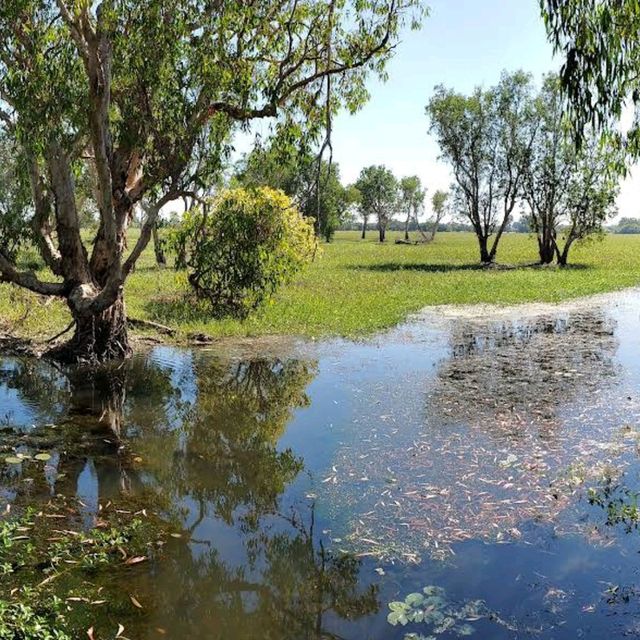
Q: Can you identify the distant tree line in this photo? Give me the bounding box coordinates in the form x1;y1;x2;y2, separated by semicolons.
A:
608;218;640;234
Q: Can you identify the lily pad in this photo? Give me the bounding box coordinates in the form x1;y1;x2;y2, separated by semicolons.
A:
34;453;52;462
5;456;23;465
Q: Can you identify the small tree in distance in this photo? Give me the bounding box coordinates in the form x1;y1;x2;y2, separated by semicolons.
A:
356;165;399;242
428;190;449;242
399;176;426;241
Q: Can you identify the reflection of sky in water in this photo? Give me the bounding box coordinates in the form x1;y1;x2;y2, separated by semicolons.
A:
76;458;99;527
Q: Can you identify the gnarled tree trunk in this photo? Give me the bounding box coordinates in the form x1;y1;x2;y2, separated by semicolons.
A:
47;288;131;364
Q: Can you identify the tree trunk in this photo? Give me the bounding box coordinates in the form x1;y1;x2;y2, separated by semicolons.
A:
478;235;492;264
361;218;367;239
152;223;166;266
557;240;573;266
538;238;555;265
378;225;386;243
47;291;131;364
404;213;410;241
429;219;439;242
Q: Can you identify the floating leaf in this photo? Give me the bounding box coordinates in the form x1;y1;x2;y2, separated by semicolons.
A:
130;595;143;609
388;610;409;626
405;592;425;606
4;457;22;465
34;453;51;462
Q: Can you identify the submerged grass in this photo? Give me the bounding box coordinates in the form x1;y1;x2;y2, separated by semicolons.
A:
1;231;640;342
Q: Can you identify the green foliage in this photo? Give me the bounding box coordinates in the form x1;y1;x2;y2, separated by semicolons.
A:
0;598;70;640
399;176;425;225
524;75;622;264
355;165;399;241
0;135;31;262
0;502;167;640
541;0;640;161
431;191;448;218
179;187;317;318
235;145;354;242
611;217;640;234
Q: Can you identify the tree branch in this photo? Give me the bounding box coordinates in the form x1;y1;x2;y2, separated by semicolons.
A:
122;190;197;278
27;156;63;276
54;0;90;60
0;251;66;297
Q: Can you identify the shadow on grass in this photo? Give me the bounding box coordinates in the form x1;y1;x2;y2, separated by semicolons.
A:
347;262;592;273
349;263;482;273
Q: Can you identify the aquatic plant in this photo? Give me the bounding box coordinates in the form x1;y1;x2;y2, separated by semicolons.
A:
387;585;486;637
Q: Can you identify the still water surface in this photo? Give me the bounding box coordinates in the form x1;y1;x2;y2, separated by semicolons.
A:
2;290;640;638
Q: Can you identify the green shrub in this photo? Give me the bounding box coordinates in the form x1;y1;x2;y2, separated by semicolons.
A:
178;187;317;318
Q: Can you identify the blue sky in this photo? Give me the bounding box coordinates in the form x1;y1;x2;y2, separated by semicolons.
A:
327;0;637;219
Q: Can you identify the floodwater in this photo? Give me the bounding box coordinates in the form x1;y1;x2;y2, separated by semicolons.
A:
2;289;640;638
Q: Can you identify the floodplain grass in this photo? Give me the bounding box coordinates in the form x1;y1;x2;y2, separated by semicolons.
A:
1;230;640;343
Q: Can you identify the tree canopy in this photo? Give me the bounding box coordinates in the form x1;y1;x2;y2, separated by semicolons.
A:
399;175;425;241
524;75;621;265
234;144;355;242
541;0;640;157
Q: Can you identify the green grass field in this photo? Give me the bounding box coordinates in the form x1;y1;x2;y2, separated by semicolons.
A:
2;230;640;343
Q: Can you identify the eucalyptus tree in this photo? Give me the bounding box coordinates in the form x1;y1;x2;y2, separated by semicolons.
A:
524;76;621;265
0;0;424;363
426;71;537;263
399;175;426;241
541;0;640;156
356;165;398;242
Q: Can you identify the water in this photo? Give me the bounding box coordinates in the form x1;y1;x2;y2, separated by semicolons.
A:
2;290;640;638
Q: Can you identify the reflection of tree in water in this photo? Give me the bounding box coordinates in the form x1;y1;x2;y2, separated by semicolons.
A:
1;353;316;530
433;310;617;432
133;356;317;530
0;356;180;506
146;501;378;640
0;357;68;426
0;352;377;638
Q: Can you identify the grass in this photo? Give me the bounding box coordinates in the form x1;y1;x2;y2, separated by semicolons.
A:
2;230;640;343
